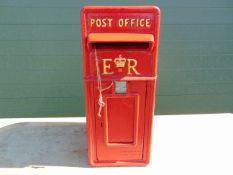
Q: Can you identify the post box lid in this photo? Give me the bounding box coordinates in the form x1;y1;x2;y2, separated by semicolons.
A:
88;33;154;43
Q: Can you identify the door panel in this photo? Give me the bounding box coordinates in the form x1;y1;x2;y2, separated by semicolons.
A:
95;81;147;161
104;95;139;144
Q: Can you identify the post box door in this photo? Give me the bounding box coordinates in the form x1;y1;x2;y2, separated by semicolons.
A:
94;80;147;161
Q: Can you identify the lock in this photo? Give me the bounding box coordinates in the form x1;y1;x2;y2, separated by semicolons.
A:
81;6;160;166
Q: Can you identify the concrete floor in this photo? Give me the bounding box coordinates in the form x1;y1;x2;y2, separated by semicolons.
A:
0;114;232;175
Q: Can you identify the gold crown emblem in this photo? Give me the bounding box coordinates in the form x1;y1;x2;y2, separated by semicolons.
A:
114;55;126;68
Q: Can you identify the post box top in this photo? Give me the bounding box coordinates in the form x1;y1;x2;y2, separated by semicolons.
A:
81;6;161;79
81;6;160;35
81;6;160;13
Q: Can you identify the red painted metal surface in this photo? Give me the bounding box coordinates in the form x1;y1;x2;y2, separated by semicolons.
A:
81;6;160;166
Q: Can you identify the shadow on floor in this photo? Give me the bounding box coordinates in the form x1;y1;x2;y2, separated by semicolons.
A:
0;122;89;168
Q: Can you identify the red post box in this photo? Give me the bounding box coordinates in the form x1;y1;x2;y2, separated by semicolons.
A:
81;6;160;166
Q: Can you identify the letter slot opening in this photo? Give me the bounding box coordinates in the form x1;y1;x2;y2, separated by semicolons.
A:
92;42;150;50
